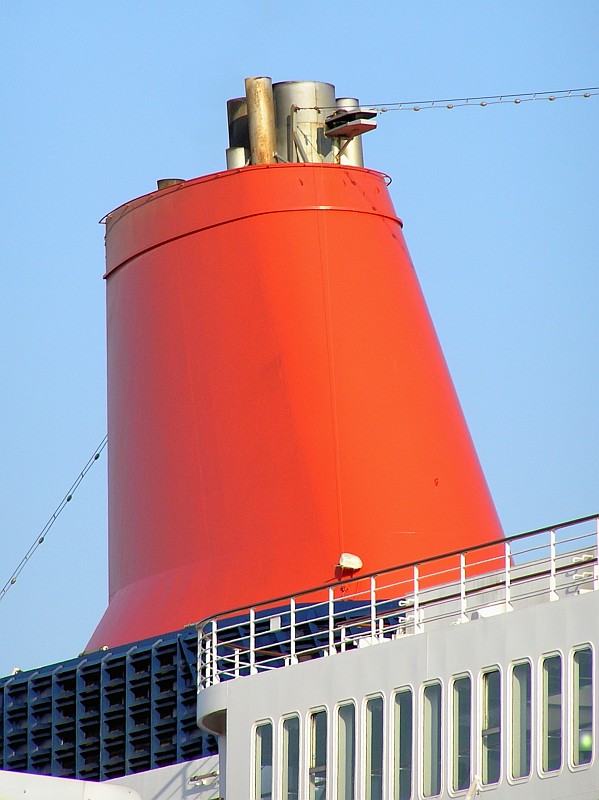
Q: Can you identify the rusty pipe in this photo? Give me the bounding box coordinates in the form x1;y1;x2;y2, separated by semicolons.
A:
245;76;276;165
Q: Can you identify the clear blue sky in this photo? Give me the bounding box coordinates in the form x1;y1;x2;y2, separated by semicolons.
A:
0;1;597;677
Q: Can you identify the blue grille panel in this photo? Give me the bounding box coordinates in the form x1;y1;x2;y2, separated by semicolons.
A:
0;629;217;780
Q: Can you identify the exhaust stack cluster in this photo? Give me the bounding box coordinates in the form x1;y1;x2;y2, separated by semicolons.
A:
226;77;376;168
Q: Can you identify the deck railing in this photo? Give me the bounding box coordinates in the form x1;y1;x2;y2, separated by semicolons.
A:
197;515;599;691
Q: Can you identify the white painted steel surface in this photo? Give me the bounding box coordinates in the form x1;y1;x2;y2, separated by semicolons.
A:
107;756;220;800
219;583;598;800
0;769;141;800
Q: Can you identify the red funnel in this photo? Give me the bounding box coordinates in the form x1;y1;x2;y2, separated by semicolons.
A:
88;162;502;649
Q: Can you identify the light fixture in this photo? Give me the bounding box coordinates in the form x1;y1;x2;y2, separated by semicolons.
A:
337;552;363;572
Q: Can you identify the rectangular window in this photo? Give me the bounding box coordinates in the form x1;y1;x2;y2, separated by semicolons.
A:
283;716;300;800
573;647;593;766
452;676;471;791
422;682;442;797
481;669;501;785
511;662;532;779
366;696;384;800
393;688;413;800
542;654;562;772
310;709;327;800
255;722;273;800
337;703;355;800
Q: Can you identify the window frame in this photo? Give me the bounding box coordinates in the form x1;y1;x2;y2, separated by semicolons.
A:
281;713;301;800
480;666;502;787
308;707;329;800
570;644;594;770
421;680;443;798
364;693;385;800
539;651;563;776
508;659;533;783
450;673;472;794
335;700;356;800
392;685;414;800
254;718;274;800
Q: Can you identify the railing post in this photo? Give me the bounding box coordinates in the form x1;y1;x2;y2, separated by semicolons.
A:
594;516;599;591
459;553;467;622
210;619;218;686
549;528;559;601
328;587;335;654
504;540;512;610
370;576;377;638
413;565;422;633
197;627;204;691
290;597;296;663
249;608;257;674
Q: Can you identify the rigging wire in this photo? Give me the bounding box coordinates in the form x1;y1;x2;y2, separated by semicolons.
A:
297;85;598;113
368;86;598;112
0;435;108;604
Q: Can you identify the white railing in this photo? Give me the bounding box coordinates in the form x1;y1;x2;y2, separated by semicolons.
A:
197;515;599;691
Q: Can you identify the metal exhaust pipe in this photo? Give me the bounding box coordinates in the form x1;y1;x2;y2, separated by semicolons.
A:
156;178;184;190
245;76;276;165
226;96;250;169
334;97;364;167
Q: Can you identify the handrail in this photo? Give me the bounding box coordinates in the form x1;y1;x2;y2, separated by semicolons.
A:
194;513;598;628
196;515;599;691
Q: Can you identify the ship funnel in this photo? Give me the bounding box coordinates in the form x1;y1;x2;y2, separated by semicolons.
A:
89;78;502;650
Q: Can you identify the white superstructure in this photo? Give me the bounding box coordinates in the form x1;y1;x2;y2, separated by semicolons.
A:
195;515;598;800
